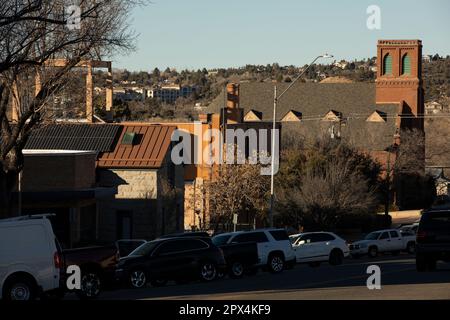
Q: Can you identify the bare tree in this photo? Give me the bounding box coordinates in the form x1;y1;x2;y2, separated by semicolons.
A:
206;163;269;232
0;0;144;216
298;157;376;229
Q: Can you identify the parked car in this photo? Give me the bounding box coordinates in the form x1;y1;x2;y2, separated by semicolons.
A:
212;229;296;273
290;232;350;267
62;244;118;299
416;209;450;272
349;229;416;258
399;223;419;235
116;239;147;258
211;234;259;278
158;231;210;239
115;237;227;288
0;215;63;300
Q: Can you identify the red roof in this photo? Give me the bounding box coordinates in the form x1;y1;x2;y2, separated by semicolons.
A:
97;124;176;168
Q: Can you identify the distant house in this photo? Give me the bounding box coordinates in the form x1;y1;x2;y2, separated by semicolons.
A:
425;101;443;114
149;84;196;103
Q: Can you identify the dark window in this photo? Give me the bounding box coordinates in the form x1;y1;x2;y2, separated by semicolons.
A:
130;241;159;256
389;231;400;238
380;232;390;240
314;233;336;242
269;230;290;241
157;239;208;255
212;234;232;246
156;240;185;255
232;232;268;243
421;212;450;229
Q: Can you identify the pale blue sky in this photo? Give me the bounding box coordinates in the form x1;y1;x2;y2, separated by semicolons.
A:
114;0;450;71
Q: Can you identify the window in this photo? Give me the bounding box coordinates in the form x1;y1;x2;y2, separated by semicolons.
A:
156;240;184;255
389;231;400;238
232;232;268;243
379;232;390;240
121;132;136;145
383;54;393;75
212;234;232;246
402;54;411;75
269;230;290;241
315;233;336;242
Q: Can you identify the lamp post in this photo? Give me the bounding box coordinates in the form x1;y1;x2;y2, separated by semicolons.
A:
268;54;334;227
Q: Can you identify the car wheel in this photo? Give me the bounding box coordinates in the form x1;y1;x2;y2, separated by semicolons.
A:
78;272;101;299
368;246;378;258
150;279;167;287
229;261;245;278
268;254;285;273
4;276;37;301
407;242;416;255
329;249;344;266
308;261;321;268
130;270;147;288
199;262;217;281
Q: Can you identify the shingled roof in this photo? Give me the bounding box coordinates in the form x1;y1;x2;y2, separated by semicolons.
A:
207;82;399;151
25;123;121;152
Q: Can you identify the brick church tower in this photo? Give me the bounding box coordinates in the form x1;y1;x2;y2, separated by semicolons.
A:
376;40;424;130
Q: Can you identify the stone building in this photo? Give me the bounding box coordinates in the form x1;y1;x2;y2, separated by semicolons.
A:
96;124;184;241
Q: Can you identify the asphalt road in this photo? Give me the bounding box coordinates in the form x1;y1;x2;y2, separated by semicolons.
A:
70;254;450;300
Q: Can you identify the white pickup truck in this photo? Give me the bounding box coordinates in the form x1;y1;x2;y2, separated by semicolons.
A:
349;229;416;258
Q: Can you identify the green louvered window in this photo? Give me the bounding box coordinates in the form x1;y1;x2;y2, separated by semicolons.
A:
402;54;411;75
383;54;392;75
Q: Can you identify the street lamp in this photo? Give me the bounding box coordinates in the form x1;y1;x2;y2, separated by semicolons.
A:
268;54;334;227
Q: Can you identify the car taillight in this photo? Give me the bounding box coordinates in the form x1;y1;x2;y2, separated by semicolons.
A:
54;252;63;269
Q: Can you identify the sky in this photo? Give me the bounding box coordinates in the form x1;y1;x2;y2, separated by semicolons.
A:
113;0;450;71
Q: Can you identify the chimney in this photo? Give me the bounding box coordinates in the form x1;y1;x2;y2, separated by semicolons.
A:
224;83;243;123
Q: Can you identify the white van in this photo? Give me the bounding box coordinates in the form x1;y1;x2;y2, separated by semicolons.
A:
0;215;62;300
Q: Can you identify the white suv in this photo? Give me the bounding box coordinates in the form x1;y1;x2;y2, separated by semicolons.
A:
219;229;296;273
0;215;62;300
290;232;350;267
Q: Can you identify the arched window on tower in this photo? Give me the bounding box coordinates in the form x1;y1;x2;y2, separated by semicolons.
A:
402;54;411;75
383;54;392;75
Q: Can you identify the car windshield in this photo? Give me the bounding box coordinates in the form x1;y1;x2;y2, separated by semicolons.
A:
364;232;381;240
129;241;160;256
212;234;232;246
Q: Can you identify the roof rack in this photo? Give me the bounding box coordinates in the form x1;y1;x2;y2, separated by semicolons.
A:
0;213;56;223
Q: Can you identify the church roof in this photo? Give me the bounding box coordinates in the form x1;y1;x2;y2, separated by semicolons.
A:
207;82;399;151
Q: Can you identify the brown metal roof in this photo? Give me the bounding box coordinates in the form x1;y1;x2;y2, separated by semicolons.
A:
97;124;176;169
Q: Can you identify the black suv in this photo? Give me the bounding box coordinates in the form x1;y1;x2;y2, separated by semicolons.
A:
416;209;450;272
115;237;226;287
